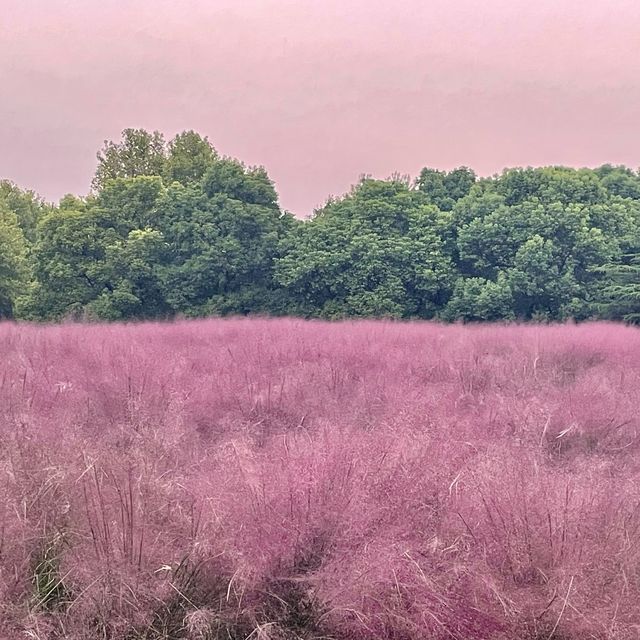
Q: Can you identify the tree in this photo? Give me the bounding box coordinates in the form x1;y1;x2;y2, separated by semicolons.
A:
202;160;278;206
87;228;169;320
494;167;607;206
155;158;293;316
594;165;640;200
594;219;640;323
443;167;477;201
507;235;580;319
22;178;168;320
0;203;29;318
92;129;221;192
92;128;166;191
416;167;476;211
21;207;117;319
164;131;217;185
441;275;514;322
95;176;165;231
451;177;635;319
595;251;640;323
276;179;454;318
10;140;640;323
0;180;46;243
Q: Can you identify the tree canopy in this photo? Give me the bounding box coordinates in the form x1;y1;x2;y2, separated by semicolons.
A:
0;201;29;318
276;179;453;318
2;130;639;323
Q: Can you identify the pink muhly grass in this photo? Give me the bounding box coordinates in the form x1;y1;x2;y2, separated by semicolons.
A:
0;318;638;639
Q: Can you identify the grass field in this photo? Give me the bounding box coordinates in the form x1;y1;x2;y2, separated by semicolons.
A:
1;319;639;639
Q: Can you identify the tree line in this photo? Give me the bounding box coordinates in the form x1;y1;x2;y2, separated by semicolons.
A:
1;128;639;323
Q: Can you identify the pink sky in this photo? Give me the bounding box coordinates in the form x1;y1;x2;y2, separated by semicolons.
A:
1;0;640;215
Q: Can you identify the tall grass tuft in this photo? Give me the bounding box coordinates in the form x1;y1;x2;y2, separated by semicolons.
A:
0;318;639;639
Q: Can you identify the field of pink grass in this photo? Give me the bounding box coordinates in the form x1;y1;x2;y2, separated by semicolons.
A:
1;318;639;640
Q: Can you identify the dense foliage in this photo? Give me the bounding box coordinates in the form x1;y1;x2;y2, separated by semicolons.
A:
2;129;639;322
1;319;639;639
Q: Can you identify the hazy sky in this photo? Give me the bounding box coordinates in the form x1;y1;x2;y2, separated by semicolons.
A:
1;0;640;215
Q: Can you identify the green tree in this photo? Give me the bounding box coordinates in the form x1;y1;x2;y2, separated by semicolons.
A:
494;167;607;206
87;228;169;320
441;274;514;321
21;207;117;319
452;180;634;319
507;235;580;319
12;145;640;323
202;160;278;206
595;165;640;200
0;180;46;243
92;128;166;191
276;179;454;318
23;178;168;320
595;251;640;323
95;176;165;230
417;167;476;211
594;217;640;323
155;158;293;316
164;131;217;185
0;203;29;318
